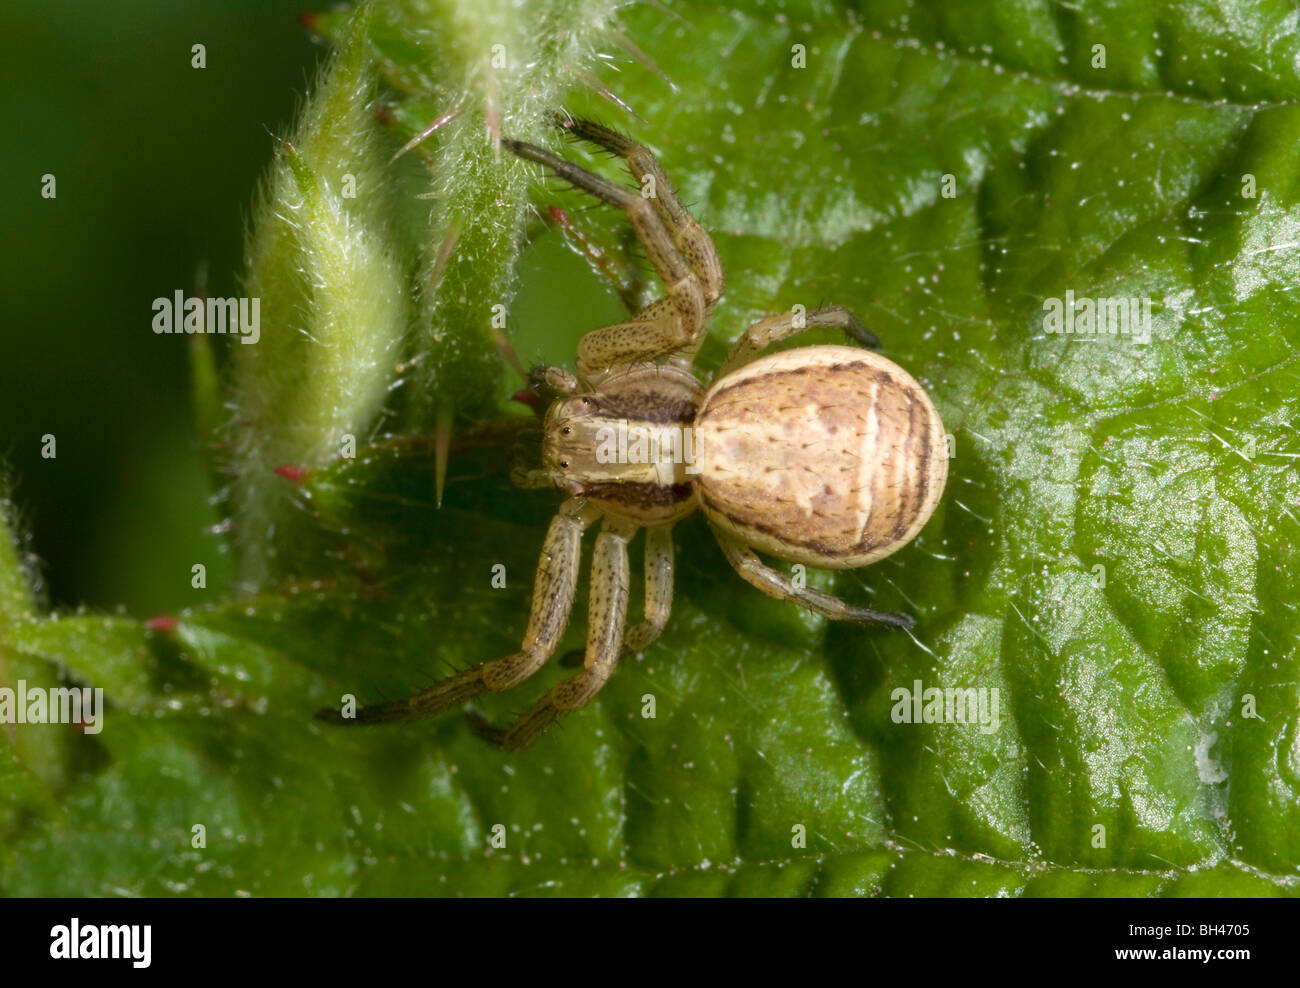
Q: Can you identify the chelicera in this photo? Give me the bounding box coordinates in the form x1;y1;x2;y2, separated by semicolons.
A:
322;118;948;750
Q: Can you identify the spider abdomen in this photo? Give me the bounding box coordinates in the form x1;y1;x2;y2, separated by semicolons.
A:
694;345;947;568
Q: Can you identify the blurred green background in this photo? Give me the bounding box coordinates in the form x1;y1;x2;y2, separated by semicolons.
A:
1;0;323;614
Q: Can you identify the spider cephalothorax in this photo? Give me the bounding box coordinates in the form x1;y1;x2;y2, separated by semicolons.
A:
541;367;703;518
321;119;947;750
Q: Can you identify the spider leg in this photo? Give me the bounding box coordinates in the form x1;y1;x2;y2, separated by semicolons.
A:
472;516;638;750
504;136;708;382
527;363;579;398
711;528;915;630
556;522;673;667
317;498;601;726
558;117;724;309
623;523;674;652
509;463;553;490
545;201;651;314
719;305;881;376
507;424;550;490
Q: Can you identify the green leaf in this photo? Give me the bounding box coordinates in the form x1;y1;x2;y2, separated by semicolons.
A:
3;0;1299;896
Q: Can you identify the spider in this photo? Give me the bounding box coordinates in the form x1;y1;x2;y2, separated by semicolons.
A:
320;118;948;750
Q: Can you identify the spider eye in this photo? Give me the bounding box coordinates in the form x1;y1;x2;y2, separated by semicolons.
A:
559;460;570;469
580;397;591;406
561;426;571;435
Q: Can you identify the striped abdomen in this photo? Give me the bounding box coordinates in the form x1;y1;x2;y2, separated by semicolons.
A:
694;345;947;568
